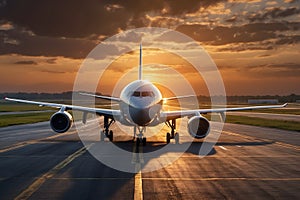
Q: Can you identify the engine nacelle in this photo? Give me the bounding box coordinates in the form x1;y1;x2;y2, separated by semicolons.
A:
50;111;73;133
187;116;210;139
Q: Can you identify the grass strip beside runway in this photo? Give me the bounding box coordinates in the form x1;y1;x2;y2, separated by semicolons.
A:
0;103;55;112
226;115;300;132
0;112;54;127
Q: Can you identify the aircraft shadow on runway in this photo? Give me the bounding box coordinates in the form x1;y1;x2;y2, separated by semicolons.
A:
101;140;274;156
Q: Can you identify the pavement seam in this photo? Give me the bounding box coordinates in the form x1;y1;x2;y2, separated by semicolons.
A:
14;143;93;200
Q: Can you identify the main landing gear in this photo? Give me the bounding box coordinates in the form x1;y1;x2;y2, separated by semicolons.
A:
166;119;179;144
100;116;115;142
134;126;147;146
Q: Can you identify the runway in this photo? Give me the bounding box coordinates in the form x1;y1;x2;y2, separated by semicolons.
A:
0;119;299;199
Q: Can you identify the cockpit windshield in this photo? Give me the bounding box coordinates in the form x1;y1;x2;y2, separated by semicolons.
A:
131;91;154;97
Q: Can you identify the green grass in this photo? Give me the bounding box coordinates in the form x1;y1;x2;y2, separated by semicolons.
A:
225;115;300;132
0;103;56;112
0;112;54;127
245;109;300;115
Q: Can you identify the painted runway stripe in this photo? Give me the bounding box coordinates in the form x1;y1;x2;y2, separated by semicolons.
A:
134;166;143;200
0;121;101;153
14;143;93;200
219;146;227;150
133;144;144;200
0;130;77;153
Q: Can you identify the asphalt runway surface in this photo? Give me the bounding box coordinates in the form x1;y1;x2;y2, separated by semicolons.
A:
0;118;299;200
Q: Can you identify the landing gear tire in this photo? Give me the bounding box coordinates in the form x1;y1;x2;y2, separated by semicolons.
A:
136;138;140;147
108;130;113;142
100;131;105;141
166;132;171;144
174;132;179;144
142;137;147;146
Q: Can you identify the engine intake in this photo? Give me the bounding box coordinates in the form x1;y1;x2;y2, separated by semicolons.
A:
187;116;210;139
50;111;73;133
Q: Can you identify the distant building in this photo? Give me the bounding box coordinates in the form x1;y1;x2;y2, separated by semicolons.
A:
248;99;278;104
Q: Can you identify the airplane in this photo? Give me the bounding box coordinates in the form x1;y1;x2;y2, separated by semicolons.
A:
5;44;288;146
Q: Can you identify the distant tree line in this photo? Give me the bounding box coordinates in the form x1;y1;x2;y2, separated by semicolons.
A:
1;92;299;103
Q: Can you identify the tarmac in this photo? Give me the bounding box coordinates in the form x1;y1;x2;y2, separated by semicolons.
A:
0;117;299;199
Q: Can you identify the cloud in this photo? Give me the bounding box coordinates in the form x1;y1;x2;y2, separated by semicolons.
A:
176;22;300;46
45;58;57;64
245;63;300;77
0;26;97;58
14;60;37;65
0;0;226;38
248;7;300;22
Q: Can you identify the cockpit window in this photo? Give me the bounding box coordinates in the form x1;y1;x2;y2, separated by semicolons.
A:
141;91;154;97
132;91;140;97
131;91;154;97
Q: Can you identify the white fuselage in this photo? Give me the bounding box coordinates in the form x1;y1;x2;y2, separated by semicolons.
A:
118;80;163;126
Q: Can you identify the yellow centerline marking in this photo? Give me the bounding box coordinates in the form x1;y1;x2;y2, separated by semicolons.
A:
133;143;143;200
134;165;143;200
222;130;300;151
14;143;93;200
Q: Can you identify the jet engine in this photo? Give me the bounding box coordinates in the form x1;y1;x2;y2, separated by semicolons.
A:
187;116;210;139
50;111;73;133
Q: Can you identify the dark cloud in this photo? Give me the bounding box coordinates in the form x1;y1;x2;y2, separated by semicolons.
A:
0;0;130;38
45;58;57;64
248;7;300;22
0;26;97;58
39;69;67;74
0;0;225;38
225;15;238;23
14;60;37;65
275;35;300;45
245;63;300;77
176;22;300;46
257;54;271;58
218;45;274;52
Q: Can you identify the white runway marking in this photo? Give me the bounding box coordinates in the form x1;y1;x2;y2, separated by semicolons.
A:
219;146;227;150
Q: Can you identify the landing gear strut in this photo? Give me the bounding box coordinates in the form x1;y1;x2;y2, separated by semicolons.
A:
166;119;179;144
134;126;147;146
100;116;114;142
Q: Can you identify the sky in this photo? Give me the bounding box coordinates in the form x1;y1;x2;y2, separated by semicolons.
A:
0;0;299;96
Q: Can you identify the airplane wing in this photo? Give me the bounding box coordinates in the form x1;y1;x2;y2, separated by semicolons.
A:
161;103;288;121
79;93;121;102
4;97;121;118
163;95;196;101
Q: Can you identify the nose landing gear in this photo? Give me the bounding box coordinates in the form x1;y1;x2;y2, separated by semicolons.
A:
134;126;147;146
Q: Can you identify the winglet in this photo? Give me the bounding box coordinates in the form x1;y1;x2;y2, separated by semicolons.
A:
139;43;142;80
282;103;288;107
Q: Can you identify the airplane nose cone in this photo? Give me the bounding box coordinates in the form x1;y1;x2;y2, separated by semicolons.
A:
129;106;152;126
